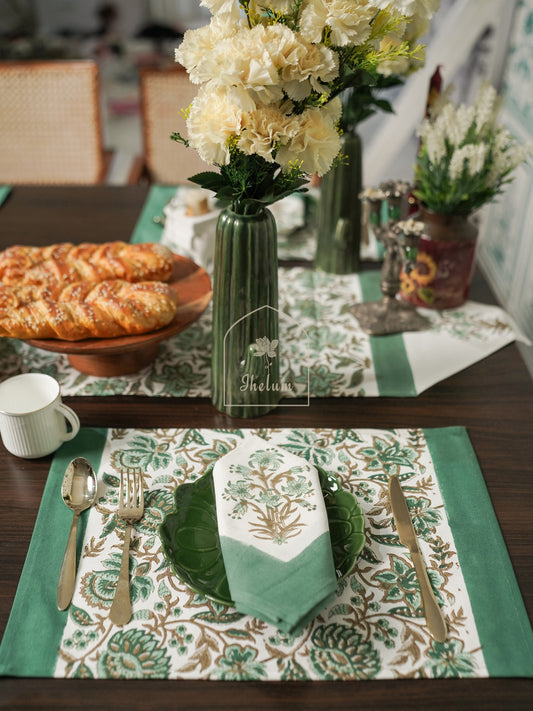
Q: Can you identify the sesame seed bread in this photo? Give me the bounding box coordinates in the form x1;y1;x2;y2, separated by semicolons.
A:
0;242;174;286
0;280;178;340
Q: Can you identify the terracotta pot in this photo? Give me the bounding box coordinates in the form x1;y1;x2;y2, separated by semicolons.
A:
400;207;478;309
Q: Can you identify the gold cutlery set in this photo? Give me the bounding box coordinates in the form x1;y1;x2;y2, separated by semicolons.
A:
55;458;446;640
57;459;144;626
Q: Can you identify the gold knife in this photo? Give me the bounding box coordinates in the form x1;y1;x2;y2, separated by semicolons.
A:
388;475;447;643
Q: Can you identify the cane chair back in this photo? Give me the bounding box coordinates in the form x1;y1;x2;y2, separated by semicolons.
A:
0;60;108;184
139;65;210;184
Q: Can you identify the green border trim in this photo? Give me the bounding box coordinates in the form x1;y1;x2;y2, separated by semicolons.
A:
0;186;11;207
358;272;417;396
0;428;108;677
425;426;533;677
129;185;177;244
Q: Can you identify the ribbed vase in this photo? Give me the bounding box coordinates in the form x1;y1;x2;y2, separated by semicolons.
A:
211;207;280;417
315;131;362;273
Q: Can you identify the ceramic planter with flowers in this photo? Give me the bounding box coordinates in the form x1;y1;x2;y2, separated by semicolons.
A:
401;81;533;309
173;0;439;415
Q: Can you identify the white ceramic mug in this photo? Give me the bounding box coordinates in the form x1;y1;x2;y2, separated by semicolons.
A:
0;373;80;458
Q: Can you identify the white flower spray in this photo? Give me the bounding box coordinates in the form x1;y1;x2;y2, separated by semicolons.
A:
414;81;533;213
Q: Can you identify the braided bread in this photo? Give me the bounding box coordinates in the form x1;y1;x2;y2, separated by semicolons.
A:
0;280;178;340
0;241;174;286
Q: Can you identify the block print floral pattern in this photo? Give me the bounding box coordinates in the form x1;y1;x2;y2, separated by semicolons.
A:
0;269;515;399
54;427;487;680
221;446;318;546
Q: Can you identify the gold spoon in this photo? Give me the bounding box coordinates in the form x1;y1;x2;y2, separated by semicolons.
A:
57;457;97;610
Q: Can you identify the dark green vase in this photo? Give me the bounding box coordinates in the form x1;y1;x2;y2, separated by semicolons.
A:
211;207;280;417
315;131;362;273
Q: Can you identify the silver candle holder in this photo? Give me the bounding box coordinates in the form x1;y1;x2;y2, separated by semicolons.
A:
351;182;430;336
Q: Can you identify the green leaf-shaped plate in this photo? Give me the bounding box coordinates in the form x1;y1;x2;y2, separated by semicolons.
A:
159;464;365;606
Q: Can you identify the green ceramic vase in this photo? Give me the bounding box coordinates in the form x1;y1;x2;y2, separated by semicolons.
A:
315;131;362;273
211;207;280;417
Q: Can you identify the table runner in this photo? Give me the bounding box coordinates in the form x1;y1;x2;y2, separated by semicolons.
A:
1;426;531;680
0;186;11;207
0;265;517;398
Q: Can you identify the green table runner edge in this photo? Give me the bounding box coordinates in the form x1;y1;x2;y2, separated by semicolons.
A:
0;428;108;677
358;272;417;396
425;426;533;677
0;185;11;207
1;427;531;678
129;185;176;244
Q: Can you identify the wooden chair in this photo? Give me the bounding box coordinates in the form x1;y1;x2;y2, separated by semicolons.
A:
137;65;211;184
0;60;111;185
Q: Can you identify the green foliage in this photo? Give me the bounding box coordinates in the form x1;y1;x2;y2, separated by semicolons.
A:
414;139;511;214
339;72;403;130
188;148;308;216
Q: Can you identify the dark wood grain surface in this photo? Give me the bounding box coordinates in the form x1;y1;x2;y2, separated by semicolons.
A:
1;187;532;710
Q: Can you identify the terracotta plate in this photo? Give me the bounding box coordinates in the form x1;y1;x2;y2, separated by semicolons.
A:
26;254;212;377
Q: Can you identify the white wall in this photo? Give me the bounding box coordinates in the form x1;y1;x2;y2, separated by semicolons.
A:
476;0;533;376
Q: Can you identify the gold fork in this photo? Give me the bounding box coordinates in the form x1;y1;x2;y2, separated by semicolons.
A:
110;470;144;625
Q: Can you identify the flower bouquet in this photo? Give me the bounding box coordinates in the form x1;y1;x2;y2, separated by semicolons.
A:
174;0;431;214
402;81;533;308
173;1;435;415
312;0;441;273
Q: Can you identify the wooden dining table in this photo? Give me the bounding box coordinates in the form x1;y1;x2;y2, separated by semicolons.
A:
0;186;532;710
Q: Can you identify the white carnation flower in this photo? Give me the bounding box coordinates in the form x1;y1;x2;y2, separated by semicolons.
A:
272;24;338;98
197;26;283;105
238;105;300;162
196;23;338;105
175;15;239;80
300;0;376;47
200;0;240;19
277;106;341;176
187;86;243;165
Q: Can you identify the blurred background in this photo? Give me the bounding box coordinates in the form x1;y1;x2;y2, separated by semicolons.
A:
0;0;531;372
0;0;209;180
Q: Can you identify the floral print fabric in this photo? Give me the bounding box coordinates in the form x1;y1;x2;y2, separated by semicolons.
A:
54;427;486;680
0;269;515;399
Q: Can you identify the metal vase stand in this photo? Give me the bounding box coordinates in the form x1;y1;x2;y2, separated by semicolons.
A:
351;180;431;336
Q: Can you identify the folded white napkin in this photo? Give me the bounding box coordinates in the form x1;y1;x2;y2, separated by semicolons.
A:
213;435;337;634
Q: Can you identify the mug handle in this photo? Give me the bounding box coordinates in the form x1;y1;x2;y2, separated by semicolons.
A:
57;403;80;441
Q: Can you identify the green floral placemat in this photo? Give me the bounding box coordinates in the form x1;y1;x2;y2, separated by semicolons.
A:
1;427;531;679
